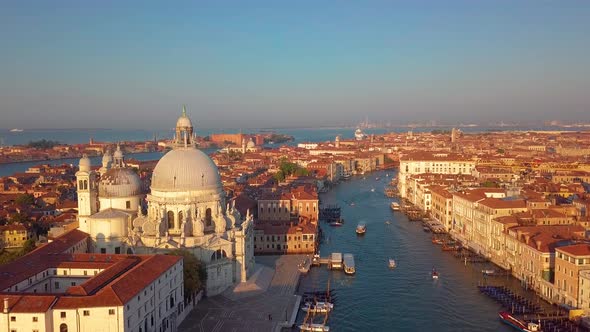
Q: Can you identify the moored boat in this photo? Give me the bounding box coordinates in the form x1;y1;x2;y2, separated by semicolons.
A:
498;311;541;332
355;223;366;235
301;301;334;314
390;202;401;211
299;323;330;332
343;253;355;275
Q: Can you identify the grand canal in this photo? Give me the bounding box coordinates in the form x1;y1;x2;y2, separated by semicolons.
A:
298;169;516;331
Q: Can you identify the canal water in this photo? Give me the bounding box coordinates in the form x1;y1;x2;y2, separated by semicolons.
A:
298;169;515;332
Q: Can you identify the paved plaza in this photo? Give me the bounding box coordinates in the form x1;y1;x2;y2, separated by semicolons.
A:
178;255;306;332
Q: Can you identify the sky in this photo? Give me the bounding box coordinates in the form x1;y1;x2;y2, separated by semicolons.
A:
0;0;589;129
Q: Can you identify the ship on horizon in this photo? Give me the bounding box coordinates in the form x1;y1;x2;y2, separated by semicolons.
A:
9;128;24;132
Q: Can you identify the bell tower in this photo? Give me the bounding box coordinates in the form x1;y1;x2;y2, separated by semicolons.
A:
76;154;98;233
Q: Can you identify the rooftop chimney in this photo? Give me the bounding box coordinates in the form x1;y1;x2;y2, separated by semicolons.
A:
3;298;8;313
536;240;542;251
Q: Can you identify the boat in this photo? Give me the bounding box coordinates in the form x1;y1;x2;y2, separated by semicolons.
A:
498;311;541;332
355;223;366;235
298;258;311;273
350;202;355;207
343;253;356;275
375;177;380;181
9;128;23;132
370;188;375;192
432;268;439;279
385;220;391;225
423;226;431;232
299;323;330;332
329;219;343;227
431;237;444;245
482;269;496;276
389;258;396;269
301;301;334;314
390;202;401;211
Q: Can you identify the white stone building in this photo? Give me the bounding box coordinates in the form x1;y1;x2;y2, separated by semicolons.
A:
76;107;255;296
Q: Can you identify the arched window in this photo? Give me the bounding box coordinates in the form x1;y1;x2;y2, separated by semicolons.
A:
78;180;83;189
60;323;68;332
178;211;183;226
83;180;88;190
205;208;212;227
167;211;175;229
211;249;227;261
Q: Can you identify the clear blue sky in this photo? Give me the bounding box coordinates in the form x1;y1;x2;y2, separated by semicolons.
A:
1;0;589;129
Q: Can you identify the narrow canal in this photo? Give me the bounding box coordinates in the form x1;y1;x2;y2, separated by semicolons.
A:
298;169;516;331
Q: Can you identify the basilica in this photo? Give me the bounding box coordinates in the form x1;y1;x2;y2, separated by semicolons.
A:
76;107;255;295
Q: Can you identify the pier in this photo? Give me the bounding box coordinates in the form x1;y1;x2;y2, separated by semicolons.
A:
311;252;355;271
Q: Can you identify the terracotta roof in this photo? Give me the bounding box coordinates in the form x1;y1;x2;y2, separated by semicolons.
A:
557;244;590;257
0;295;56;313
478;198;526;210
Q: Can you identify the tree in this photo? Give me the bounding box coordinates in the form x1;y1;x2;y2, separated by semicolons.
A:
273;170;286;182
15;193;35;208
167;249;207;302
21;239;36;254
10;213;29;224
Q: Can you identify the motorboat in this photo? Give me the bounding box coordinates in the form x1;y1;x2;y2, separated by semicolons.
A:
370;188;375;192
355;223;366;235
498;311;541;332
329;219;343;227
482;269;496;276
389;258;396;269
9;128;24;132
390;202;401;211
385;220;391;225
432;268;439;279
301;301;334;314
343;253;356;275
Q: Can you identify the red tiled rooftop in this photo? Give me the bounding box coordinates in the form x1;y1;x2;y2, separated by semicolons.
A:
557;244;590;257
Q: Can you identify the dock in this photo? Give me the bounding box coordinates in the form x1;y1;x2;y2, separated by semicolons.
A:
313;252;355;271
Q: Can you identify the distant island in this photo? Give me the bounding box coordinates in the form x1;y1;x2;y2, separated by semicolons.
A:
27;139;62;149
264;133;294;144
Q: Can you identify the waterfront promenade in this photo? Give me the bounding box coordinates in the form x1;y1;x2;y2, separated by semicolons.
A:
179;255;304;332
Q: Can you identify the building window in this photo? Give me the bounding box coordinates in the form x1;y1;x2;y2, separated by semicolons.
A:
60;312;67;318
83;310;90;316
100;248;106;254
10;316;16;322
167;211;175;229
109;309;115;315
55;282;60;289
205;208;212;227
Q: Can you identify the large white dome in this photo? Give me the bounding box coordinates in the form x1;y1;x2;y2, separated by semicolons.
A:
151;148;221;192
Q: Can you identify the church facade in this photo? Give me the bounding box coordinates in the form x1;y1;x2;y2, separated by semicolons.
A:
76;107;255;296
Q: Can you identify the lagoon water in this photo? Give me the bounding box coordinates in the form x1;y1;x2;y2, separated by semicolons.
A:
298;170;514;331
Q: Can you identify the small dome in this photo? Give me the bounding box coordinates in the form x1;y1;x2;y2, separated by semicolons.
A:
151;148;221;192
99;168;142;197
79;154;91;172
176;114;193;128
176;105;193;128
246;139;255;148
